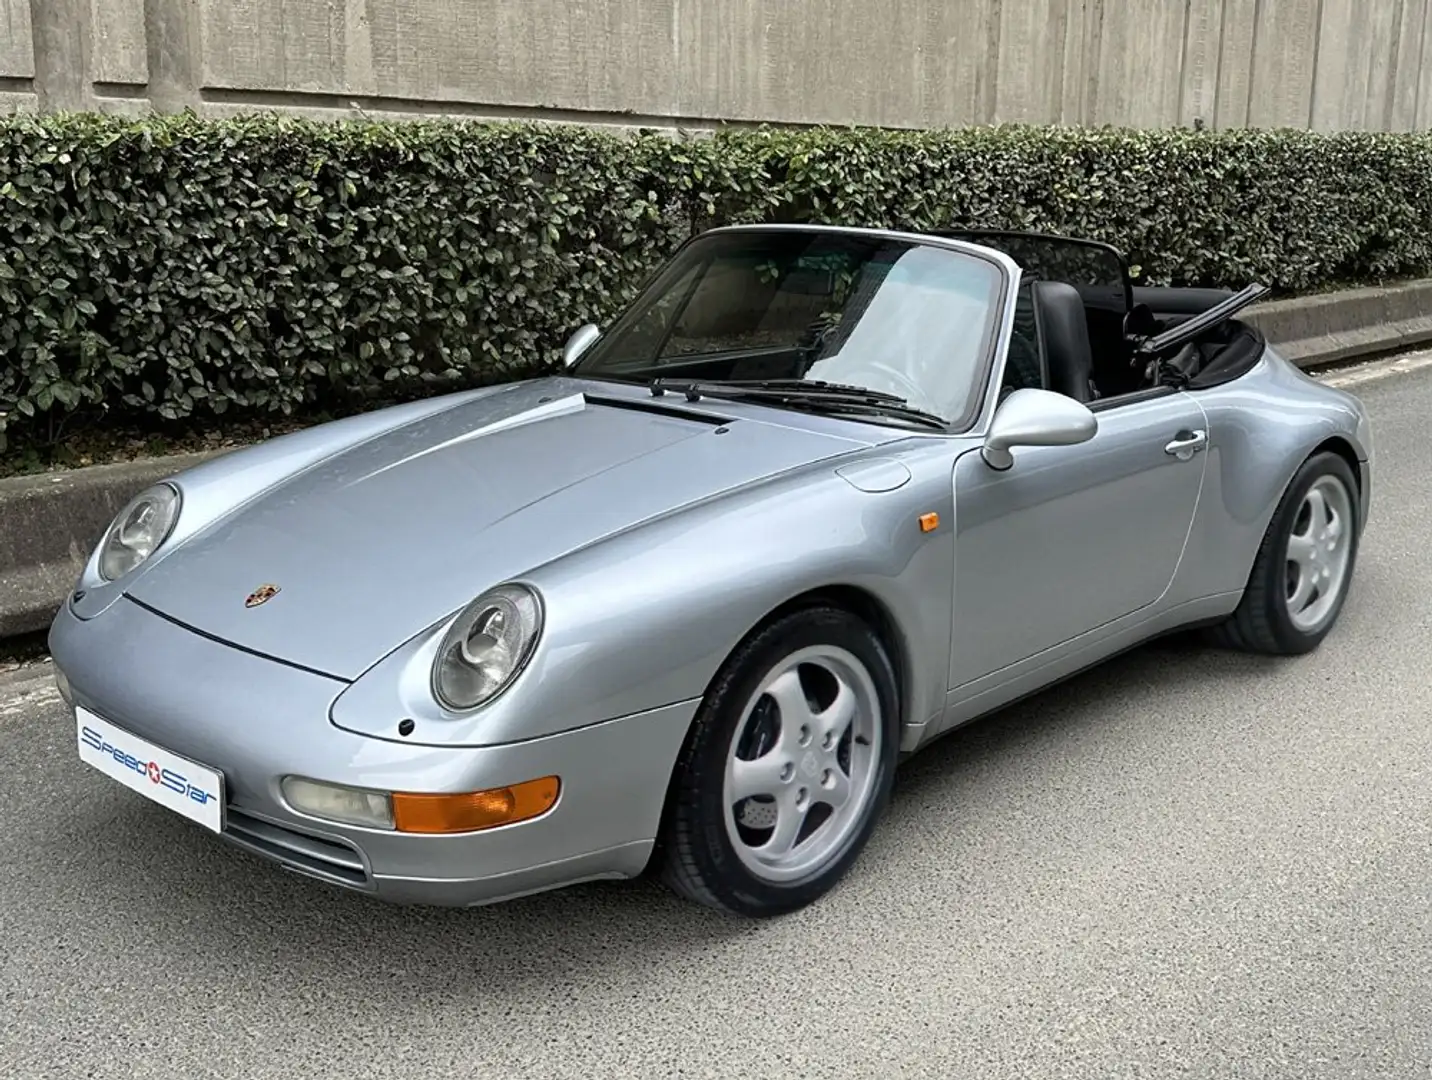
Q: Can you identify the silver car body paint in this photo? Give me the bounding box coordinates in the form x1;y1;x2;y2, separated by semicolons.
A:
49;225;1374;907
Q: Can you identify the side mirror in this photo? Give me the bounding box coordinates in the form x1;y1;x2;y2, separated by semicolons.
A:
563;324;602;368
981;388;1097;471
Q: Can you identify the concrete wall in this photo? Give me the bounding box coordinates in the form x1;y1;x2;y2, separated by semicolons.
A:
2;0;1429;131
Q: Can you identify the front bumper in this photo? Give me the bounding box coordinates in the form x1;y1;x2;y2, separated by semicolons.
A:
49;597;698;907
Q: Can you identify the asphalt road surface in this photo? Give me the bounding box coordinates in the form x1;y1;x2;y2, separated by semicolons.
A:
3;361;1429;1080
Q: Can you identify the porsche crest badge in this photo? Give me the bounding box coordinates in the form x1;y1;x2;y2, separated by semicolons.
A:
245;584;281;608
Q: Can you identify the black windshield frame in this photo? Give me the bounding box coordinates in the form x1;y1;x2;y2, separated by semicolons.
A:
932;229;1134;314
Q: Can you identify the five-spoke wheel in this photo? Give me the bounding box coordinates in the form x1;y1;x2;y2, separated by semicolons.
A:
1210;450;1362;655
659;606;899;916
723;645;883;885
1284;474;1354;635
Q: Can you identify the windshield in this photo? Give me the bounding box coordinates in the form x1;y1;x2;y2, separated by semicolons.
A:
572;229;1007;428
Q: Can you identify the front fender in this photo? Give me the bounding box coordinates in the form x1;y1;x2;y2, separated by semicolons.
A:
328;445;959;749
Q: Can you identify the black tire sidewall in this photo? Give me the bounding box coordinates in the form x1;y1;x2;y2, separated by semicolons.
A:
1257;451;1361;652
674;607;900;915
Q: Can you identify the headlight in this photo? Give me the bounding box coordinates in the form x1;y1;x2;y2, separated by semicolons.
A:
432;583;543;712
98;482;181;581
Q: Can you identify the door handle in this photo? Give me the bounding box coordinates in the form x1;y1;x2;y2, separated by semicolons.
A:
1164;429;1208;456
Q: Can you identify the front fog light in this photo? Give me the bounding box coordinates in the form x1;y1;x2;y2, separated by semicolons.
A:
281;777;394;830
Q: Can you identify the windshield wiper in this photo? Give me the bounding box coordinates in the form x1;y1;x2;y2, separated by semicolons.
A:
708;378;912;404
793;399;949;430
648;378;948;430
651;376;909;405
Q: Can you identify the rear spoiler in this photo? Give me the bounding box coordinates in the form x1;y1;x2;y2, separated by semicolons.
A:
1134;283;1271;357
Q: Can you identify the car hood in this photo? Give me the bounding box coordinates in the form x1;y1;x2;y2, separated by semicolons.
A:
125;379;881;680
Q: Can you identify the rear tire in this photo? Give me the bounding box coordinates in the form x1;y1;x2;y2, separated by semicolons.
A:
657;606;899;917
1207;451;1360;656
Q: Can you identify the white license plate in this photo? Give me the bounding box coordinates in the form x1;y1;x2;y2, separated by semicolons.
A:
76;707;226;833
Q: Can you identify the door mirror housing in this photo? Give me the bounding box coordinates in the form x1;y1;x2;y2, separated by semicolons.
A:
563;323;602;368
982;388;1097;471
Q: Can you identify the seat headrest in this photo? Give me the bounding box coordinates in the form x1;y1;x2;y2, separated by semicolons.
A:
1030;281;1095;402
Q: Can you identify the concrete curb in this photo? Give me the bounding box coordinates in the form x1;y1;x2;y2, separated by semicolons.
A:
3;276;1431;642
1243;278;1432;367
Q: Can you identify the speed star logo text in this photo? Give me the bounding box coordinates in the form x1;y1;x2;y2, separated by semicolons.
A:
79;726;217;806
245;583;280;608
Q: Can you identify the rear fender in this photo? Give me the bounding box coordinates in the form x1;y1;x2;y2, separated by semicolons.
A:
1176;348;1370;600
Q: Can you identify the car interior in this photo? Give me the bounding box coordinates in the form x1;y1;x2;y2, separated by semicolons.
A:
934;230;1272;407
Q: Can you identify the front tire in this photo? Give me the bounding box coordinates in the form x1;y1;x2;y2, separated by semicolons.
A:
1208;450;1361;655
658;606;900;917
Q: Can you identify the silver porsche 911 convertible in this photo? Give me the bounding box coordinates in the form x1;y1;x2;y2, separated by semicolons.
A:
50;224;1373;917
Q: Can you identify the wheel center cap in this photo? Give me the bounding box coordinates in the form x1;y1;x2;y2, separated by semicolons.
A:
800;751;820;778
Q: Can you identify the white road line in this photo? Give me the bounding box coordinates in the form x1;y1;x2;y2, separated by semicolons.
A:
1318;349;1432;388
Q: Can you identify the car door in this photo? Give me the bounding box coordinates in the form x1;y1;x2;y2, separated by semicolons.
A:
947;387;1210;690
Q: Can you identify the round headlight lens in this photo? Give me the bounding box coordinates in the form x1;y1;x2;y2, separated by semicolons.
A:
433;584;543;711
98;483;181;582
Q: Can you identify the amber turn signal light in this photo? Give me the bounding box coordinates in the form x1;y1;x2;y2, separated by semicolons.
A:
391;776;560;834
918;512;940;533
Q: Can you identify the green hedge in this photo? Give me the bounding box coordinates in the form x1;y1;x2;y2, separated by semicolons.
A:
4;112;1432;457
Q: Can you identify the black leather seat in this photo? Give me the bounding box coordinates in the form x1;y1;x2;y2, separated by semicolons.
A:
1030;281;1097;402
